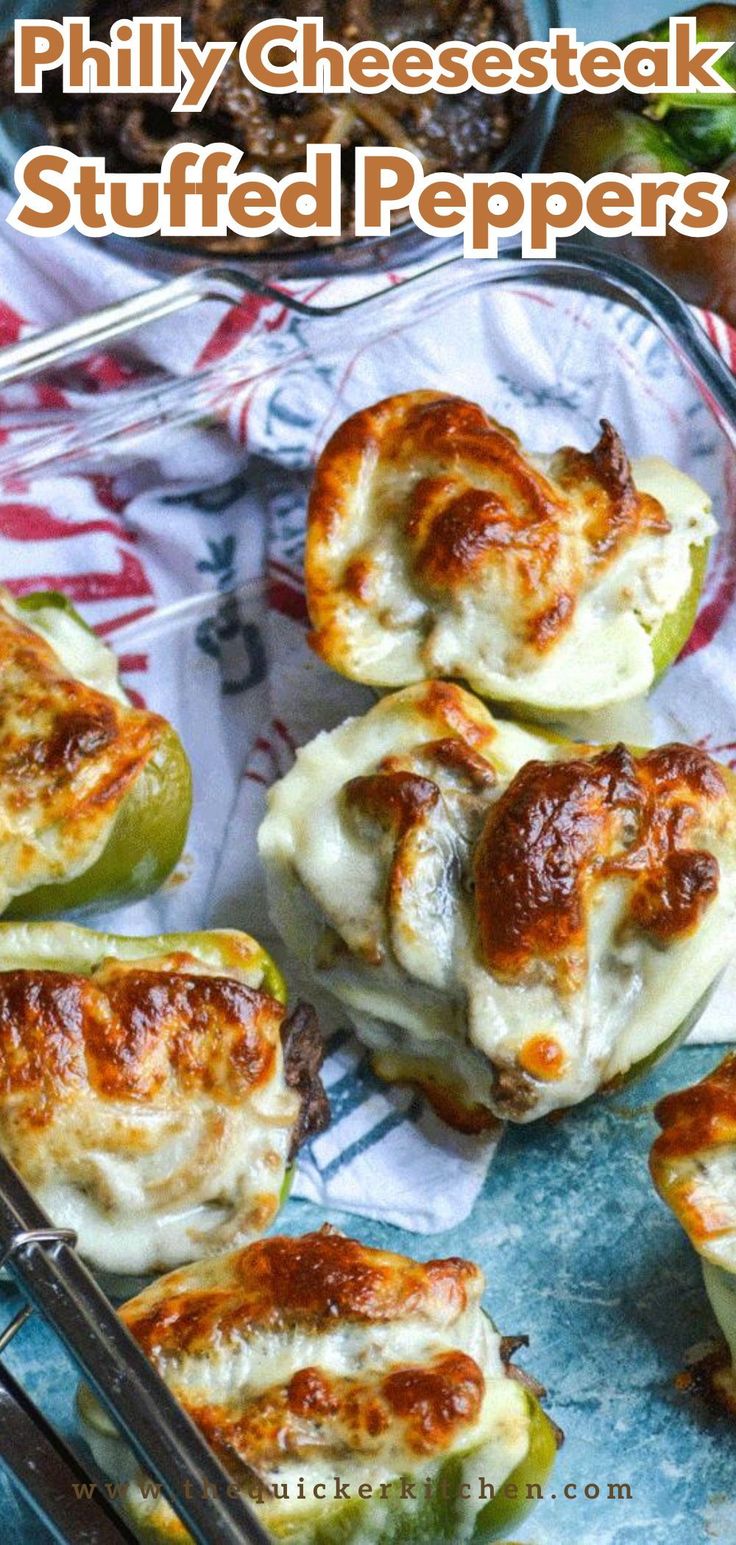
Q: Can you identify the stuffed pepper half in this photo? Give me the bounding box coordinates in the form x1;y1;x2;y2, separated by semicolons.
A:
259;682;736;1129
305;393;714;716
0;588;191;916
651;1053;736;1411
77;1226;560;1544
0;921;328;1275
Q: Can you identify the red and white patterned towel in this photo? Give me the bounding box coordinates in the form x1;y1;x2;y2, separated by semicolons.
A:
1;197;735;1230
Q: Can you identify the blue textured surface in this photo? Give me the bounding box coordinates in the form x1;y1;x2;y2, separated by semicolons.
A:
2;1042;735;1545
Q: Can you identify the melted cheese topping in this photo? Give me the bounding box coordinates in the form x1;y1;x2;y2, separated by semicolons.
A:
259;683;736;1124
0;593;166;910
0;934;301;1274
306;393;714;712
79;1230;534;1543
651;1057;736;1386
652;1054;736;1274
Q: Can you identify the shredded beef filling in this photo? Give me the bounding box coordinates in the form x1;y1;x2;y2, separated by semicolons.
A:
0;0;530;252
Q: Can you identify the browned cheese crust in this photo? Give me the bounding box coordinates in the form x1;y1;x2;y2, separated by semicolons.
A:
306;392;668;680
119;1229;487;1481
0;604;165;896
124;1227;483;1353
475;742;726;996
651;1052;736;1252
0;958;280;1182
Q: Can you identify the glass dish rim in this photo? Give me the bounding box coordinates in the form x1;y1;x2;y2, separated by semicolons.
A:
0;240;735;480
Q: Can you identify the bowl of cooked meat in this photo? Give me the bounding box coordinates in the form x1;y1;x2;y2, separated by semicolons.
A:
0;0;559;274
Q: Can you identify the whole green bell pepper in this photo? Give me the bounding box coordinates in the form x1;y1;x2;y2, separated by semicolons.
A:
665;104;736;164
543;5;736;323
2;590;192;917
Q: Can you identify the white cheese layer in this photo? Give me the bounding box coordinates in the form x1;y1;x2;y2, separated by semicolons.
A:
321;456;713;712
10;595;130;703
80;1285;533;1543
0;925;297;1276
259;687;736;1123
33;1082;294;1278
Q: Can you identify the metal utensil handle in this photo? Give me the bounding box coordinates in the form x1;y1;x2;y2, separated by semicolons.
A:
0;1357;139;1545
0;1150;272;1545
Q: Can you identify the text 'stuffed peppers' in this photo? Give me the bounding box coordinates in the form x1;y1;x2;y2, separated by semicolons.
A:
0;589;191;917
651;1052;736;1412
77;1227;561;1544
543;5;736;324
0;921;329;1277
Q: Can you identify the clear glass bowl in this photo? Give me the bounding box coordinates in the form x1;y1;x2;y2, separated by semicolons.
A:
0;0;561;278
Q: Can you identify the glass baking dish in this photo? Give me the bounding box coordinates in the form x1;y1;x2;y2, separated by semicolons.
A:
0;0;560;279
0;249;735;1544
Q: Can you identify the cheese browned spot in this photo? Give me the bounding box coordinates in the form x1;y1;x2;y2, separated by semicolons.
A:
654;1055;736;1164
475;743;725;993
125;1230;483;1357
0;601;164;904
345;771;440;837
0;958;328;1274
553;417;670;562
0;966;281;1123
651;1053;736;1257
78;1226;543;1544
414;680;498;753
259;684;736;1125
187;1350;485;1475
305;391;714;709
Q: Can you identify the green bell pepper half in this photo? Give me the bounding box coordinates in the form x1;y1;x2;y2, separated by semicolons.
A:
4;591;192;918
543;101;693;181
0;918;287;1000
650;539;711;681
703;1258;736;1373
485;535;711;727
78;1364;558;1545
